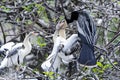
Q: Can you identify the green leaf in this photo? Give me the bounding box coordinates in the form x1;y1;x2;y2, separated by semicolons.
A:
103;64;110;70
16;18;20;22
113;62;118;65
37;37;46;48
27;20;33;24
97;62;103;68
22;3;35;12
43;71;54;79
59;16;64;21
118;1;120;4
98;70;104;74
92;68;97;73
0;6;10;12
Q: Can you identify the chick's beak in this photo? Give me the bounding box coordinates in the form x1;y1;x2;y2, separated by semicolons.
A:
33;31;41;36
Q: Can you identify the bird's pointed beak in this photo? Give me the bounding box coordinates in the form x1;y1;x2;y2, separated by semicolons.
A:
32;31;44;37
32;31;39;36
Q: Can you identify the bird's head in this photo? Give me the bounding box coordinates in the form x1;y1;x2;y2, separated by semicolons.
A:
28;31;39;37
56;20;67;30
65;10;79;24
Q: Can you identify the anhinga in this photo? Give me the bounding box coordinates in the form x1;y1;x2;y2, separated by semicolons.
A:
0;32;38;69
65;11;97;66
41;21;77;72
0;42;15;56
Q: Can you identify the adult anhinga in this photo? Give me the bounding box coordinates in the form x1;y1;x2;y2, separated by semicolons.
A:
65;11;97;66
0;32;37;69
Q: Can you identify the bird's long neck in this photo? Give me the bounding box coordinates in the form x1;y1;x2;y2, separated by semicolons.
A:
53;29;66;43
23;34;32;56
53;24;66;42
58;28;66;39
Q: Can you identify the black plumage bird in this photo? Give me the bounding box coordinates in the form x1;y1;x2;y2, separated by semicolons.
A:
65;11;96;66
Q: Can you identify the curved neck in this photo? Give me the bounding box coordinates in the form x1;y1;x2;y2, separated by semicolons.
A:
58;28;66;39
23;34;32;56
53;28;66;42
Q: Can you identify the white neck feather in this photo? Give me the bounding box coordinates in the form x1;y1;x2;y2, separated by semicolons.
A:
23;33;32;56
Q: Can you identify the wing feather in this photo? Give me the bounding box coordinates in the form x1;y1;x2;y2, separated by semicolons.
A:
6;43;23;58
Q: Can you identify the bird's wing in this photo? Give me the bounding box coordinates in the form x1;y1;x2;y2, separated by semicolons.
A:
77;11;96;45
77;11;97;66
0;42;15;51
62;34;78;52
6;43;24;58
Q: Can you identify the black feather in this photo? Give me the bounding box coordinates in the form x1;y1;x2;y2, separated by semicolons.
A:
65;10;96;66
77;11;96;66
65;11;79;23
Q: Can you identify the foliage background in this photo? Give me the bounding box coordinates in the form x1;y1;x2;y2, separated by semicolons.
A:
0;0;120;80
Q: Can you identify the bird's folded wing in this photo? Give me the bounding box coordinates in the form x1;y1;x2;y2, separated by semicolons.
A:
77;12;96;45
0;42;15;51
6;43;23;58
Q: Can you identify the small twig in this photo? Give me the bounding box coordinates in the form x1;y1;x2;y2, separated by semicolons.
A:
95;45;120;71
105;31;120;47
59;0;67;17
106;53;120;71
42;0;57;13
0;23;6;43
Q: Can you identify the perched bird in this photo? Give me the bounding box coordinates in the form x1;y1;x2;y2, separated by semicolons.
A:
0;42;15;56
65;10;97;66
48;20;67;60
41;21;66;72
0;32;38;69
41;37;63;72
41;21;77;72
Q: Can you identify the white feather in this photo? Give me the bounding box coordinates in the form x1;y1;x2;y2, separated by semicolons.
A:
0;32;35;69
41;55;61;72
41;21;78;72
0;42;15;51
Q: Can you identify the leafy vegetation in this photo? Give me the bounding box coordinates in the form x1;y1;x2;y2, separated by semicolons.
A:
0;0;120;80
